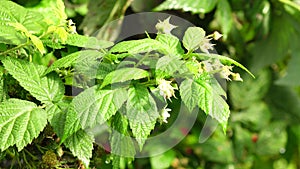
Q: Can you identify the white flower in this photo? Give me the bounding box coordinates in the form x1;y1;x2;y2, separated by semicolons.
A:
155;17;177;35
160;107;171;123
199;38;215;54
157;79;177;101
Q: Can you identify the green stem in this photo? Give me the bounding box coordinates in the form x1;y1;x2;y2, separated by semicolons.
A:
35;144;46;154
24;148;38;160
0;42;30;56
134;52;151;68
22;151;30;167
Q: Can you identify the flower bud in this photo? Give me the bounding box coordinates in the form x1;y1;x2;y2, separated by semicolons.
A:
212;31;223;40
160;107;171;123
155;17;177;35
231;73;243;81
157;79;177;101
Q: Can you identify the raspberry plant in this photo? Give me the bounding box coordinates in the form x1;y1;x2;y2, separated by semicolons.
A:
0;0;253;168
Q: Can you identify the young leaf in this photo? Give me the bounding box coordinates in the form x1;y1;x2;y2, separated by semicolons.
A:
183;27;206;52
100;67;149;88
44;50;103;75
54;0;67;21
62;86;127;141
154;0;218;14
64;129;94;168
126;85;159;150
30;35;46;54
156;34;184;55
109;39;162;54
66;34;114;49
0;99;47;151
2;57;64;103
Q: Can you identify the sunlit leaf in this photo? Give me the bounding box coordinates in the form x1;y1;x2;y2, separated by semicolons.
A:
0;99;47;151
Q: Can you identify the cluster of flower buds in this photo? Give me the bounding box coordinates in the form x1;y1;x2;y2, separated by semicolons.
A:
157;79;178;101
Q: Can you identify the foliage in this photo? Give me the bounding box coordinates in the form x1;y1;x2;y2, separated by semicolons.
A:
0;0;252;168
1;0;300;168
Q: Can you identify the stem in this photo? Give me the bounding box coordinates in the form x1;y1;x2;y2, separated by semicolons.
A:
134;52;151;68
24;148;38;160
0;42;30;56
35;144;46;154
22;151;30;167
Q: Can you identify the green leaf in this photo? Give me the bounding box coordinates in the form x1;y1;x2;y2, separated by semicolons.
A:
100;67;149;88
111;112;136;158
66;34;114;49
0;1;44;45
55;0;67;21
194;53;255;78
126;85;159;150
215;0;232;39
62;86;127;141
109;39;163;54
180;78;202;112
197;78;230;132
0;99;47;151
46;101;69;138
180;77;227;113
64;129;94;168
183;27;206;52
0;68;7;102
44;50;103;75
180;77;229;131
154;0;218;14
54;27;68;43
30;35;46;54
30;0;65;26
156;34;184;55
96;62;117;80
2;57;64;103
156;55;187;78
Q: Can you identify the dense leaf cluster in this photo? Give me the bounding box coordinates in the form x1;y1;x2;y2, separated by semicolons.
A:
0;0;253;168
